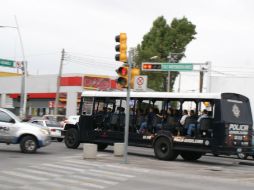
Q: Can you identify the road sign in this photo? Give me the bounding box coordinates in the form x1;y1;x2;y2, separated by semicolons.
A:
162;63;193;71
134;75;147;91
142;62;193;71
0;58;15;68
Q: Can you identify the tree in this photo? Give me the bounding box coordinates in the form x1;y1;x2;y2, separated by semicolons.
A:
134;16;196;91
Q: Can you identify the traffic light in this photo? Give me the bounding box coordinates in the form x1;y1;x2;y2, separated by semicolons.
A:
142;63;161;71
116;66;128;88
130;68;140;88
115;33;127;62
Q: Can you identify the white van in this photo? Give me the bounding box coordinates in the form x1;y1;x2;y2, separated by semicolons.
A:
0;108;51;153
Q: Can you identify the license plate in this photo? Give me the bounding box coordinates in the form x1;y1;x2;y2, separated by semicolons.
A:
234;136;243;140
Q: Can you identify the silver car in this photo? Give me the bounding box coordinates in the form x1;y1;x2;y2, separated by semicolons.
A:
31;119;64;142
0;108;51;153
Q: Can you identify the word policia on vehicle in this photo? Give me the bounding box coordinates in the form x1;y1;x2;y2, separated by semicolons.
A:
63;91;253;161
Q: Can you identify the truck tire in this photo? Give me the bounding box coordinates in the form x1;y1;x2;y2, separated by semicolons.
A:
180;151;202;161
64;128;80;149
237;153;248;159
97;143;108;151
20;135;38;153
154;137;178;161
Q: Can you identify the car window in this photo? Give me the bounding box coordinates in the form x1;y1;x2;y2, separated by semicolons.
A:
45;120;60;127
32;120;44;126
0;111;13;123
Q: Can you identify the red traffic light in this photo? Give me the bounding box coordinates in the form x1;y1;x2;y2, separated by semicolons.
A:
116;67;128;76
142;63;161;70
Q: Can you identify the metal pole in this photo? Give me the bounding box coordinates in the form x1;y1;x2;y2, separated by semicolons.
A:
123;49;132;164
54;49;65;115
178;73;181;93
199;67;204;93
14;16;27;118
167;71;170;92
206;61;212;92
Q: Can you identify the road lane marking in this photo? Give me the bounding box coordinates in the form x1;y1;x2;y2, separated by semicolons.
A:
42;163;86;172
70;175;118;185
54;178;105;189
89;169;135;178
16;168;61;178
2;171;48;181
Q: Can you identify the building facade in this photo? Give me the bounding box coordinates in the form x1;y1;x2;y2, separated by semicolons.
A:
0;73;116;117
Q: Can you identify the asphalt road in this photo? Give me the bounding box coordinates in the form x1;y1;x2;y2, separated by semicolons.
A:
0;141;254;190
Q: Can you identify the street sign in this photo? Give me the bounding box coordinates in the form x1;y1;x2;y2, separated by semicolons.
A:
0;58;15;68
134;75;147;91
142;62;193;71
161;63;193;71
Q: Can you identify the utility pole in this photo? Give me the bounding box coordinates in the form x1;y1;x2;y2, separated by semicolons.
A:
14;16;27;119
54;49;65;115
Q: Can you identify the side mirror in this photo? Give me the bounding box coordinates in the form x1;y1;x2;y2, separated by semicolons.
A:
9;118;16;124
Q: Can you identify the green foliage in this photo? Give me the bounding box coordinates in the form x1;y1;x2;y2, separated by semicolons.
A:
134;16;196;91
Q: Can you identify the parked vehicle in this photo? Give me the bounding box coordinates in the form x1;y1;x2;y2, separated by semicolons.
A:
42;115;66;128
31;119;64;142
0;108;51;153
64;115;80;126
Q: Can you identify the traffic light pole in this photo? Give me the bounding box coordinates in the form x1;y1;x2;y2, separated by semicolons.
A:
123;49;132;164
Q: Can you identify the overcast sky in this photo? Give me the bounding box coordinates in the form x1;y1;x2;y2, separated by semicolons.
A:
0;0;254;91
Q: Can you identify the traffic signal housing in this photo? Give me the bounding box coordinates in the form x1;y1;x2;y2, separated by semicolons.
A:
115;33;127;62
130;68;140;88
116;66;128;88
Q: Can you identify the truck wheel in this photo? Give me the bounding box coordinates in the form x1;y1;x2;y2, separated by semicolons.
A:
20;135;38;153
97;143;108;151
57;138;63;142
154;137;178;161
237;153;248;159
64;128;80;149
180;151;202;161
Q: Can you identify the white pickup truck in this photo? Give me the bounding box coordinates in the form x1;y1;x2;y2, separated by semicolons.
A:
0;108;51;153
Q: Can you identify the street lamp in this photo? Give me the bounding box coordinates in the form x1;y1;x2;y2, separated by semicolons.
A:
0;16;27;118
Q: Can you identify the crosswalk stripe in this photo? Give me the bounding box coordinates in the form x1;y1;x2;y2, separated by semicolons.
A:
89;169;135;178
20;181;87;190
2;171;48;181
58;161;92;169
42;163;86;173
70;174;118;185
0;182;16;189
0;175;25;185
84;171;128;181
105;164;150;173
29;165;69;175
64;159;101;167
54;178;105;189
16;168;61;178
